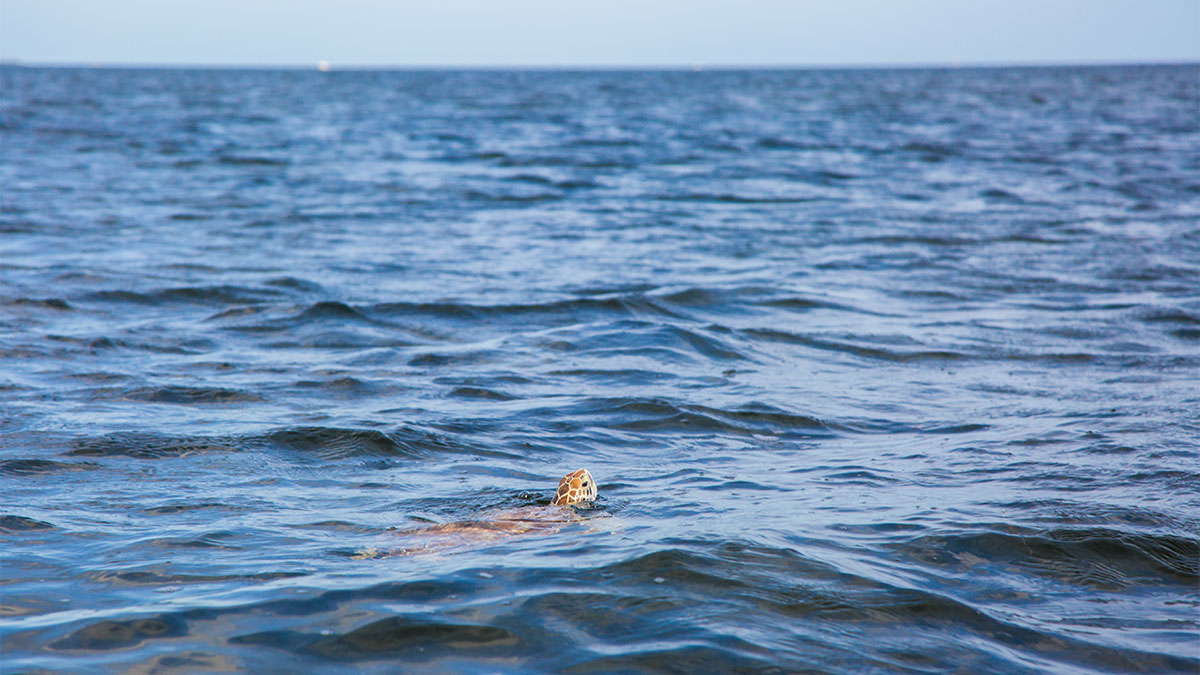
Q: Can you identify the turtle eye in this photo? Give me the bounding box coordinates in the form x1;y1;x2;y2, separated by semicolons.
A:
582;481;589;487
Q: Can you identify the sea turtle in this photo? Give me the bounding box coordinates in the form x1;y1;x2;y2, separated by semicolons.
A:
353;469;599;559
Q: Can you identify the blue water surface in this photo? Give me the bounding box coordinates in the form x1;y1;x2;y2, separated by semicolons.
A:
2;64;1198;673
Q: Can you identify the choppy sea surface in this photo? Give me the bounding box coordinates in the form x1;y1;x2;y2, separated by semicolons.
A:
2;64;1198;673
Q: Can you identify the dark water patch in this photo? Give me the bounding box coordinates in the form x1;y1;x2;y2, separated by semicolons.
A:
263;276;326;293
687;403;830;435
78;335;123;352
142;530;247;550
992;499;1200;533
265;427;417;460
1137;306;1200;327
297;300;374;322
233;617;521;661
569;397;835;438
408;350;496;368
264;425;498;460
121;386;266;404
49;615;186;651
697;480;790;492
564;321;745;365
372;293;681;325
662;325;747;361
997;232;1070;245
292;376;377;394
0;458;98;476
568;137;638;148
754;136;810;150
461;188;561;204
922;423;990;434
745;328;966;363
900;140;959;158
897;527;1199;586
5;297;73;310
168;212;209;221
206;303;267;321
0;514;57;532
289;520;380;533
506;173;599;190
216;154;288;167
449;386;516;401
68;433;246;459
544;367;676;386
141;501;239;515
856;234;978;247
585;398;742;434
822;469;900;486
87;285;282;307
84;568;305;586
1125;470;1200;491
757;295;860;313
659;192;816;204
653;286;749;308
980;187;1024;202
564;645;789;674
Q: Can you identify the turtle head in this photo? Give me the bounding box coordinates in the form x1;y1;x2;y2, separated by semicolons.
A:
551;469;597;506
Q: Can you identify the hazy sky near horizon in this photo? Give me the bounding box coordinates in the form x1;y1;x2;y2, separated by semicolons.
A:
2;0;1197;67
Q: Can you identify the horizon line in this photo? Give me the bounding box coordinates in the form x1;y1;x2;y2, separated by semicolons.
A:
3;57;1198;72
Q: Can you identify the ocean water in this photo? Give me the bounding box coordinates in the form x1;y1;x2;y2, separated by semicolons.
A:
1;64;1197;673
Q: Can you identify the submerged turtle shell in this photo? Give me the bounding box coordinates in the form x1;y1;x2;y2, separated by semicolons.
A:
354;469;599;559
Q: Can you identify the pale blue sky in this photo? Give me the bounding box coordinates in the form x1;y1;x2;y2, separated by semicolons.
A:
1;0;1197;67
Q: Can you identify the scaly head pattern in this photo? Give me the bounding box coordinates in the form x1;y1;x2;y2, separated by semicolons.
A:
551;469;597;506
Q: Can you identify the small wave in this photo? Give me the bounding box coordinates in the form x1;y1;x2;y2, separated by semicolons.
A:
0;515;57;532
0;458;97;476
372;294;681;324
232;617;520;660
263;276;326;293
264;425;509;460
69;433;245;459
60;425;518;462
49;615;186;651
87;285;282;306
755;136;808;150
567;137;638;148
297;301;373;322
1137;306;1200;326
745;328;966;363
141;501;240;515
900;140;960;157
121;386;265;404
593;397;829;437
657;192;816;204
980;187;1024;202
686;402;829;433
449;386;516;401
84;567;303;587
696;480;790;492
896;527;1198;586
460;188;560;204
216;155;288;166
5;297;72;310
139;530;247;550
757;296;855;313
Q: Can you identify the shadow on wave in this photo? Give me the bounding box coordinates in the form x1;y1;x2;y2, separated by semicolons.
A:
64;426;513;461
20;540;1195;672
